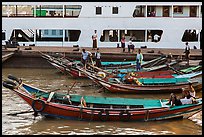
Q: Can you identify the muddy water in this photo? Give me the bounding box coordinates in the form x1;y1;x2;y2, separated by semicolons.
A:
2;68;202;135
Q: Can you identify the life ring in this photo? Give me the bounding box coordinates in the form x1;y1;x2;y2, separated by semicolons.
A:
7;74;21;84
98;109;109;121
119;110;131;122
130;72;135;77
80;97;87;107
97;72;106;78
32;99;45;113
3;80;17;90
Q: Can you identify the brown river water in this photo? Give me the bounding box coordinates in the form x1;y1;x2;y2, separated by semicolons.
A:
2;68;202;135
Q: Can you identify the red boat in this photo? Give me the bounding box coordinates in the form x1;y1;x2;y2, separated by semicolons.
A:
3;75;202;122
76;67;200;94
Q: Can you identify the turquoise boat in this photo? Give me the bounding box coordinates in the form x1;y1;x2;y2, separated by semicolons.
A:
137;77;189;85
3;75;202;122
180;65;202;74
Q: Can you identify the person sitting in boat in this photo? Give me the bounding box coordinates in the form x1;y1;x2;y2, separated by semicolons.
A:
188;82;196;98
166;92;197;107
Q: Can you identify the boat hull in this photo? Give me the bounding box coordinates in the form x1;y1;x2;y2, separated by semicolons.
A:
14;89;203;121
2;77;202;122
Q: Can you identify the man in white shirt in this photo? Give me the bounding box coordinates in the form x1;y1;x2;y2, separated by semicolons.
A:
81;49;90;69
94;48;102;68
154;34;160;42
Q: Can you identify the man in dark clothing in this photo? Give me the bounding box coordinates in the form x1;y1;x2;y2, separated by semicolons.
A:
184;42;190;66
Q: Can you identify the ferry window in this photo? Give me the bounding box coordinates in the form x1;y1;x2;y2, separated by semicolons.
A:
147;6;156;17
2;31;6;40
189;6;197;17
36;5;63;17
100;30;118;42
65;30;81;42
16;5;34;17
147;30;163;42
123;30;145;42
112;7;118;14
173;6;183;14
11;29;34;42
36;29;63;41
52;30;57;35
133;6;145;17
96;7;102;15
64;5;82;17
7;5;16;17
59;30;63;35
2;5;7;16
200;30;202;49
182;29;199;42
44;30;49;35
163;6;170;17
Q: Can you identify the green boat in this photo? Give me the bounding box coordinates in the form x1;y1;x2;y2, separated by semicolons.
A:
180;65;202;74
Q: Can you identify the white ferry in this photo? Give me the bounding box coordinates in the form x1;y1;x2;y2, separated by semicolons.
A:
2;2;202;49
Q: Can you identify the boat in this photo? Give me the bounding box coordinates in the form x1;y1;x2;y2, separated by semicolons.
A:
116;70;176;81
2;75;202;122
179;65;202;74
118;70;202;81
2;52;14;63
40;51;168;70
105;60;180;74
76;66;201;94
40;52;174;78
2;2;201;49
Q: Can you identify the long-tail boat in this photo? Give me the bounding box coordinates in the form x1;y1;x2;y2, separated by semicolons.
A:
76;66;201;94
118;70;202;83
3;75;202;122
40;52;171;72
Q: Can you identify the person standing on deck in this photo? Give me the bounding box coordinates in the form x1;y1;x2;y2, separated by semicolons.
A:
136;49;143;71
121;35;126;52
92;30;98;50
128;38;134;53
184;42;190;66
94;48;102;68
81;49;89;69
153;33;160;42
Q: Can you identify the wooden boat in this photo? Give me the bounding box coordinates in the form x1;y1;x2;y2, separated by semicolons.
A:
40;52;170;71
179;65;202;74
173;71;202;79
40;52;138;69
2;52;14;63
118;70;202;83
3;75;202;122
76;66;200;94
40;52;87;78
107;60;180;74
102;55;167;69
123;70;176;79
